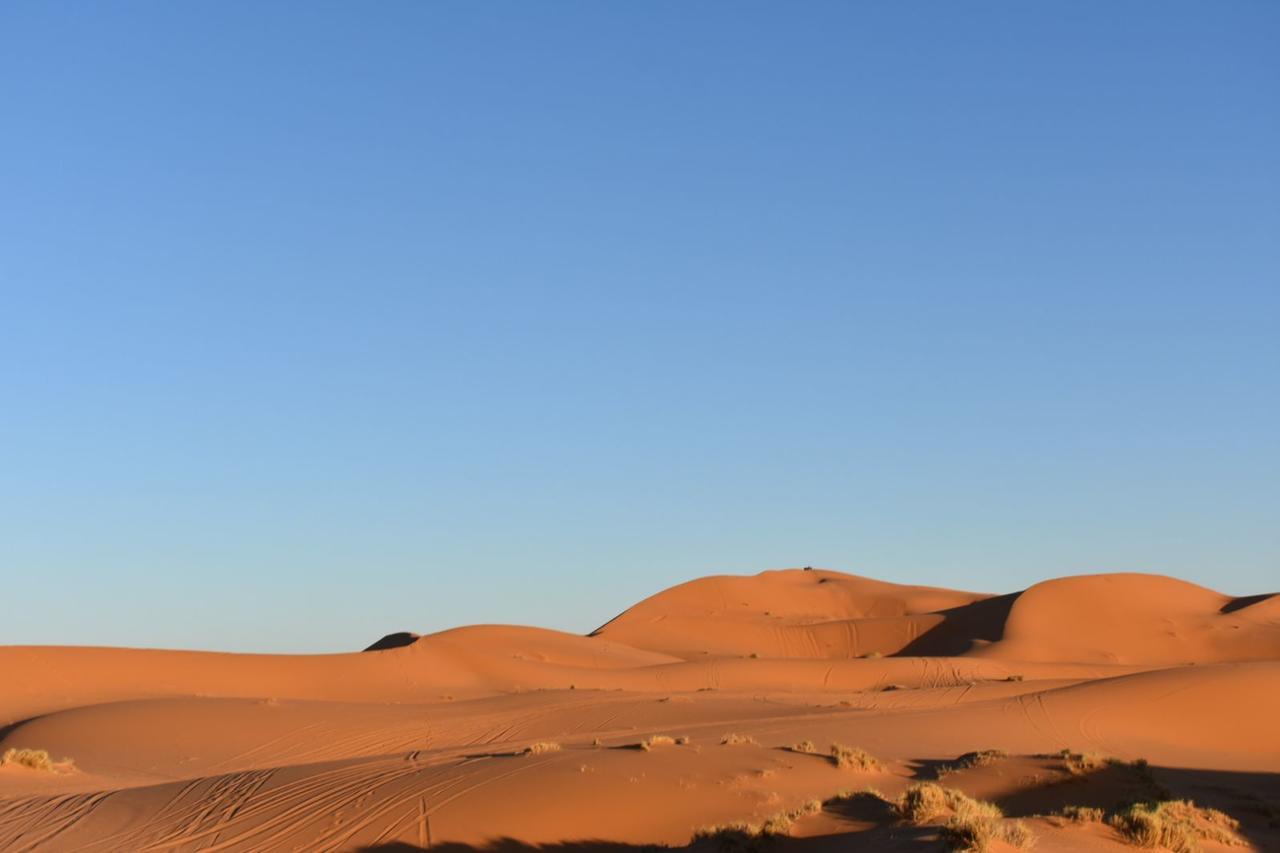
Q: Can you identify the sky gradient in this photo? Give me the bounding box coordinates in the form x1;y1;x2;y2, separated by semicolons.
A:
2;2;1277;652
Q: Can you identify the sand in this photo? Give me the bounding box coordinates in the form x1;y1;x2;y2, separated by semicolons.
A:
1;568;1277;851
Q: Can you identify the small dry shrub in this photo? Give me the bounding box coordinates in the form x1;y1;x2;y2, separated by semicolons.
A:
1053;748;1109;775
640;735;677;750
792;739;816;754
899;782;953;823
522;741;561;756
833;786;885;802
898;783;1000;824
692;822;759;847
919;787;1033;852
721;733;759;746
939;749;1007;778
1056;804;1104;823
1;749;55;772
831;743;881;771
943;813;997;851
695;799;824;844
1109;800;1242;851
1001;820;1036;848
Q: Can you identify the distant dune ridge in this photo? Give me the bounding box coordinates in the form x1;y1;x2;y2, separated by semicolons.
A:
1;568;1277;851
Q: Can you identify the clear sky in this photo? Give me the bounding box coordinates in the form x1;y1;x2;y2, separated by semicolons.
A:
2;2;1276;653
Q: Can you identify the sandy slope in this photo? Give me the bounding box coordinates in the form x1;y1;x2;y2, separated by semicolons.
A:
1;569;1277;851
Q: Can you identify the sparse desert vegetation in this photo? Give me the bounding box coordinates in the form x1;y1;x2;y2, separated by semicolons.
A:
1109;800;1242;851
1054;748;1109;775
1;748;55;772
943;812;1035;852
692;799;823;843
831;743;881;771
1054;804;1105;823
639;734;689;750
898;782;1033;851
792;739;816;753
938;749;1007;777
720;733;759;746
522;741;562;756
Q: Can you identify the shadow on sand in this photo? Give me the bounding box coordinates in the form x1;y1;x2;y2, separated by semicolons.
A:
357;764;1280;853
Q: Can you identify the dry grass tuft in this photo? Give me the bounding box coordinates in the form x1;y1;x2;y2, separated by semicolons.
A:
833;786;886;802
897;783;1032;851
943;814;1035;852
522;741;561;756
1055;804;1105;823
1109;800;1243;851
898;783;1000;824
792;739;817;754
831;743;881;771
640;734;687;751
898;782;954;823
1052;748;1110;776
1;749;56;772
720;733;759;746
938;749;1008;778
693;800;824;844
692;822;760;846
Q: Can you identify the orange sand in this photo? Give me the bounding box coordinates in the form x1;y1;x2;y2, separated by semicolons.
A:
1;568;1277;851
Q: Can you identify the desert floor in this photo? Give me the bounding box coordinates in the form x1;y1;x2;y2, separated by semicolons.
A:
1;568;1277;851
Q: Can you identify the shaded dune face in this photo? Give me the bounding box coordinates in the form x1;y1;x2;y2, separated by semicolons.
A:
977;574;1280;664
590;569;1280;664
1;568;1278;852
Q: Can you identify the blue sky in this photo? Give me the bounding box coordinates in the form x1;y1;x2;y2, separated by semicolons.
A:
2;2;1276;652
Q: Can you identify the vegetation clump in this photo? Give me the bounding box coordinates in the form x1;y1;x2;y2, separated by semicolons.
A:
522;741;561;755
0;742;70;768
791;739;816;754
831;743;881;771
943;813;1035;852
1;749;56;772
1050;748;1109;775
639;734;689;750
692;800;823;844
897;783;1034;851
720;733;759;746
938;749;1007;778
1054;804;1104;823
1109;800;1242;852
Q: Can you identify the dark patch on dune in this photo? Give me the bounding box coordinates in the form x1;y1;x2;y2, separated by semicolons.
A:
363;632;420;652
896;592;1021;656
1221;593;1276;614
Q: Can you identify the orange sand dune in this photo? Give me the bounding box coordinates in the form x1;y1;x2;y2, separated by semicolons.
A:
1;568;1277;851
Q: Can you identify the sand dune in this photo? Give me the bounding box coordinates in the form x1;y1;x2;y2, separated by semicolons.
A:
1;568;1277;851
